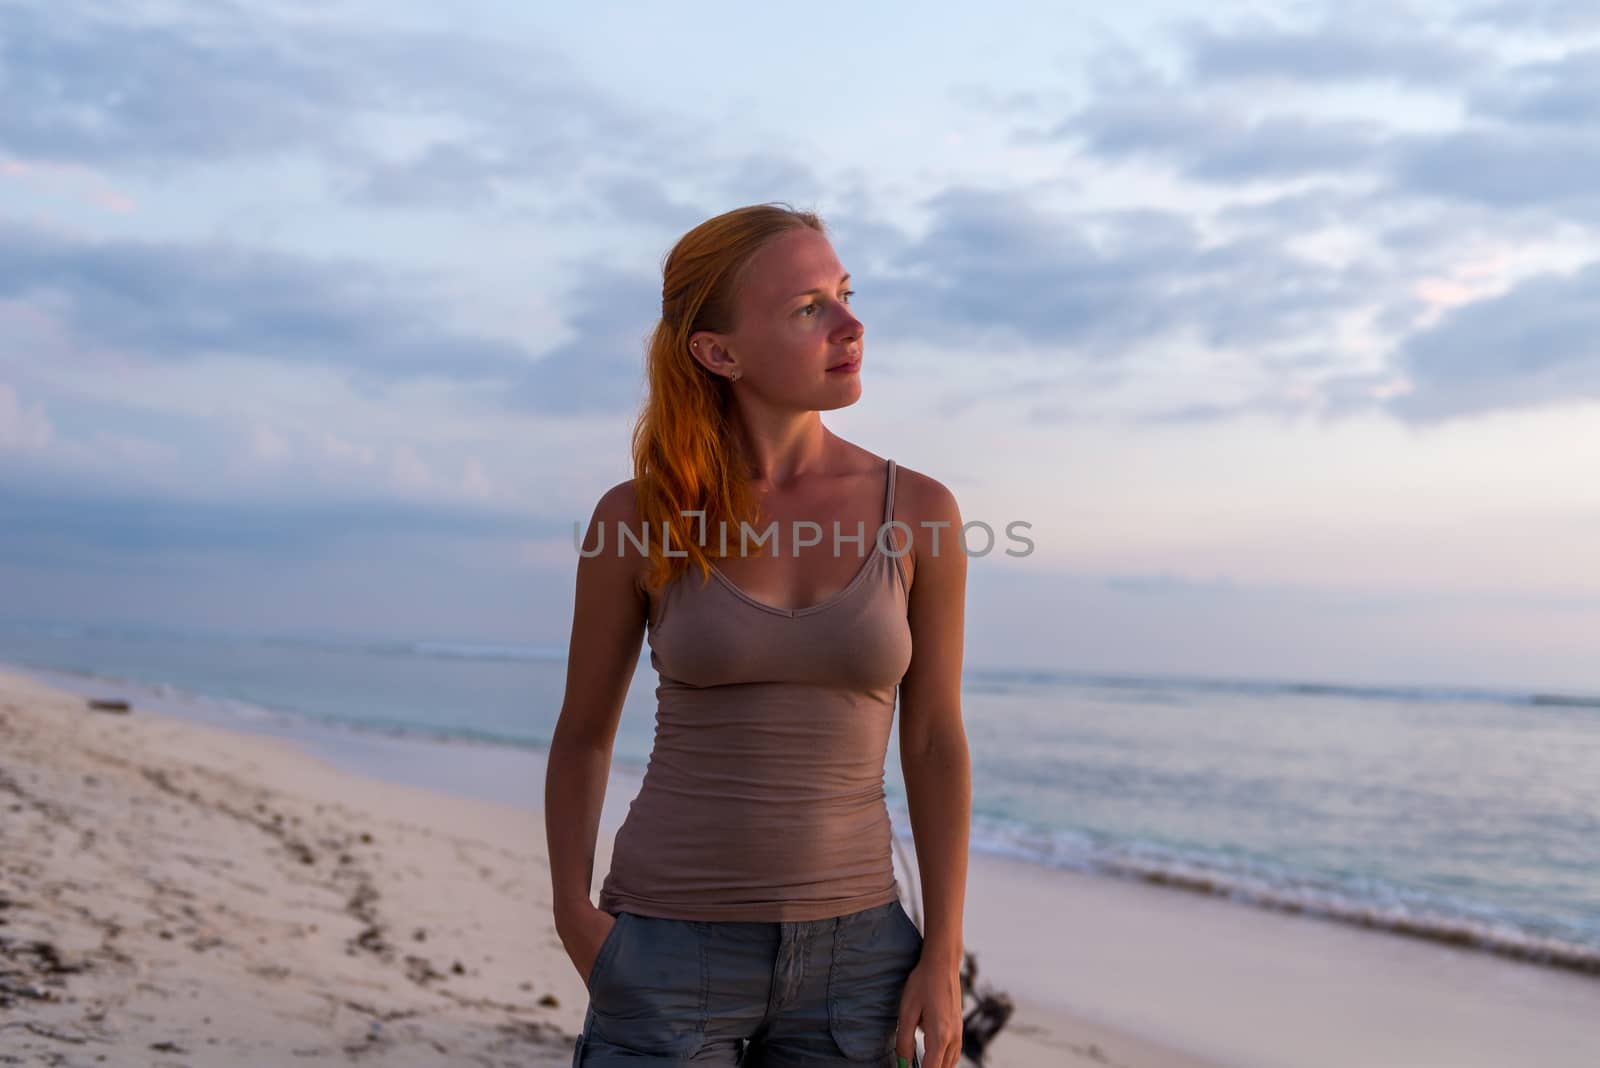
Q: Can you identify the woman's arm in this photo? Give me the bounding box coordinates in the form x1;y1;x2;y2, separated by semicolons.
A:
894;471;973;1068
544;481;647;963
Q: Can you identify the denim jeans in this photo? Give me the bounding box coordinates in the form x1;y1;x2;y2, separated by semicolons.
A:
572;897;925;1066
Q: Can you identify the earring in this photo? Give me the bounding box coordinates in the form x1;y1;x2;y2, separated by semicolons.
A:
729;369;740;382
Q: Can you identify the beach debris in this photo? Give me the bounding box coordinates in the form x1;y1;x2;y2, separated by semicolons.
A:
86;698;130;714
0;1020;97;1044
353;925;388;955
495;1018;568;1046
345;881;392;959
0;935;87;1009
404;954;446;984
957;949;1015;1065
340;999;418;1024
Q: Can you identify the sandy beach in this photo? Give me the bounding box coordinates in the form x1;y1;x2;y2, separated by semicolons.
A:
2;665;1595;1067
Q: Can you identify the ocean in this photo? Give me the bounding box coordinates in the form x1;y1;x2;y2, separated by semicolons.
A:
1;617;1595;977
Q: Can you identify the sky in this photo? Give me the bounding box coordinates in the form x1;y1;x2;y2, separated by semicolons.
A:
2;0;1599;692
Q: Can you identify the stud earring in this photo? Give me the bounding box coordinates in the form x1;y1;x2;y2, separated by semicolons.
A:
729;369;740;382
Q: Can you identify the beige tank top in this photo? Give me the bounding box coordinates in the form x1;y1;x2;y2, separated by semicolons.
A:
598;459;914;921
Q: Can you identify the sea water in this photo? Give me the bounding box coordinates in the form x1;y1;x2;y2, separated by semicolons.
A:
1;618;1594;975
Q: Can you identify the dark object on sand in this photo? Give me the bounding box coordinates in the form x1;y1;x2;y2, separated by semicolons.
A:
0;936;87;1010
87;698;131;714
957;950;1015;1065
892;838;1013;1066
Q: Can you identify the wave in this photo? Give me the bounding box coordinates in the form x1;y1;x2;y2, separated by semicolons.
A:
931;814;1600;978
8;619;1593;706
966;667;1600;714
0;620;565;665
1531;693;1600;710
260;636;566;664
6;658;559;747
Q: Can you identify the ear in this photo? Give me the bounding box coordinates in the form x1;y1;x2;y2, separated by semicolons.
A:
687;332;736;378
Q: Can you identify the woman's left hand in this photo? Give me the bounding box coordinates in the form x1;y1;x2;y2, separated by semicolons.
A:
895;955;963;1068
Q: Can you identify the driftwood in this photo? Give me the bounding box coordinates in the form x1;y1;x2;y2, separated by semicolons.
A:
86;698;131;714
892;835;1013;1066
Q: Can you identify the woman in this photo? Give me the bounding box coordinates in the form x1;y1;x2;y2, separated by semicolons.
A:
545;203;972;1068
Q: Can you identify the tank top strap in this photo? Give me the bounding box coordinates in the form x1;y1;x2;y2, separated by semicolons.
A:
882;459;897;527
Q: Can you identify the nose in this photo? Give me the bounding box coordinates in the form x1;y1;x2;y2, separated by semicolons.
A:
834;302;863;341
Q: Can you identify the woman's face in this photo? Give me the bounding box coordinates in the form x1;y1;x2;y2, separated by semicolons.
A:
696;228;864;412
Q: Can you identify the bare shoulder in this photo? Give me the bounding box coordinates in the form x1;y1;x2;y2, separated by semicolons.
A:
893;464;963;528
591;478;641;527
579;479;651;602
890;464;964;590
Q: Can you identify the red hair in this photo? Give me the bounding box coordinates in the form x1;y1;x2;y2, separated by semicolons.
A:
630;203;826;592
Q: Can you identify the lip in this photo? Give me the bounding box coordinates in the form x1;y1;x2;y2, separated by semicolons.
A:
827;357;862;374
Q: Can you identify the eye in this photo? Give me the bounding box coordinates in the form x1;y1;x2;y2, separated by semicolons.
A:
800;290;855;317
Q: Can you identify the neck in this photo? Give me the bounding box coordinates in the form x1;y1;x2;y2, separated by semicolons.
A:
728;410;832;488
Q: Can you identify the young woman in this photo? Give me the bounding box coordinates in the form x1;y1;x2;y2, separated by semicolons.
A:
545;203;972;1068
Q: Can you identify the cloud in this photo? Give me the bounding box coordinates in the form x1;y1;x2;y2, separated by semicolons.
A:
502;265;657;413
1389;126;1600;210
3;179;1391;421
1182;17;1483;87
982;6;1600;426
249;425;291;464
1057;93;1390;181
583;175;714;231
1465;0;1600;32
0;383;53;451
0;158;136;214
1059;81;1600;218
1384;259;1600;421
1043;10;1600;224
1042;13;1489;186
0;3;354;166
235;425;514;508
1187;115;1386;183
0;2;692;216
1467;48;1600;127
0;221;678;416
838;188;1383;358
351;141;511;209
9;0;1599;439
1105;572;1240;596
0;480;551;563
0;221;536;384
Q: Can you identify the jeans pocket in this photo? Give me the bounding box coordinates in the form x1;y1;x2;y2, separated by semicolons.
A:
585;911;630;992
827;905;916;1062
890;899;924;949
589;914;708;1058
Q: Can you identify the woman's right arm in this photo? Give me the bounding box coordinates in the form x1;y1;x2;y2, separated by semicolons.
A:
544;480;648;980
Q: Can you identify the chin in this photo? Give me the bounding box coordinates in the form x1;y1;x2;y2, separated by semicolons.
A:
815;383;863;412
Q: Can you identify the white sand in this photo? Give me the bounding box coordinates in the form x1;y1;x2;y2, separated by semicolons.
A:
958;852;1600;1067
2;666;1595;1067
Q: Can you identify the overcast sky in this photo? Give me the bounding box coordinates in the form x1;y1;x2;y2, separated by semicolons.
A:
3;0;1599;692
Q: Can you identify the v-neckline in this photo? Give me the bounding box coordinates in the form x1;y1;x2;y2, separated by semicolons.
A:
705;545;885;619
